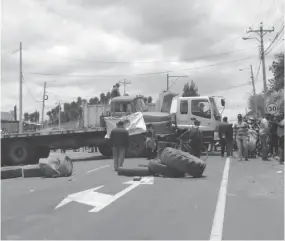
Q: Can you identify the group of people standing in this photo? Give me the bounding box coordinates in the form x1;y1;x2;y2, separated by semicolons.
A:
218;112;284;164
259;112;284;163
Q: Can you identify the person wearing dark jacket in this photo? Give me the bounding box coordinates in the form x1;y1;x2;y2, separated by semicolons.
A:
110;121;129;171
269;115;279;157
179;120;203;158
219;117;233;157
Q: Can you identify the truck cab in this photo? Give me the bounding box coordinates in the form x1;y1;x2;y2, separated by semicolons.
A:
170;96;224;144
110;96;147;116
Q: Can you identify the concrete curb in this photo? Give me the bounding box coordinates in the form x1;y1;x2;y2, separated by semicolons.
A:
1;165;43;179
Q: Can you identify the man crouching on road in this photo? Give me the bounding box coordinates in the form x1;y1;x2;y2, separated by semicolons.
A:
110;121;129;171
179;119;203;158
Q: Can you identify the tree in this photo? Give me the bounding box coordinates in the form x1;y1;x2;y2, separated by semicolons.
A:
268;52;284;93
24;112;29;121
100;93;106;105
248;93;265;116
111;83;121;98
147;96;153;103
89;97;99;104
182;80;200;97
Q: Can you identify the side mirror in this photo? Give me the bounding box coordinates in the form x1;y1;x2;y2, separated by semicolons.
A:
191;117;196;121
221;99;225;107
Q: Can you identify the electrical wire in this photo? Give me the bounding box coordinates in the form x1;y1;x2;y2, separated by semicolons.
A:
26;56;255;78
35;47;257;64
22;74;42;103
254;59;262;81
264;25;284;54
265;32;284;54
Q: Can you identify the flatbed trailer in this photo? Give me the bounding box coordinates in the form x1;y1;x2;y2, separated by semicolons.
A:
1;127;109;166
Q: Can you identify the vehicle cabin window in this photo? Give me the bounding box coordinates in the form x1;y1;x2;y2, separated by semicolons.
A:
191;99;211;119
180;100;188;114
112;102;133;112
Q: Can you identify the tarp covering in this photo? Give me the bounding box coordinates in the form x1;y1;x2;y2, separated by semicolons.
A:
104;112;147;138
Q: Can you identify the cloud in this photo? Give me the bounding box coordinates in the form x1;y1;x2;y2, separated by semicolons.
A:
1;0;284;122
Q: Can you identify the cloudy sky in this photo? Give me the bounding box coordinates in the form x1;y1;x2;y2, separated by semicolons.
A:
1;0;284;121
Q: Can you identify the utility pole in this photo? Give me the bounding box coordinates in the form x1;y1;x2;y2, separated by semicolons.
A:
119;79;131;95
250;65;258;116
166;74;188;90
58;102;61;131
244;22;274;104
19;42;23;134
41;82;47;126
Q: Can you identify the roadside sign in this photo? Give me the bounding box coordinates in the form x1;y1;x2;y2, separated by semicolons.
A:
266;103;278;115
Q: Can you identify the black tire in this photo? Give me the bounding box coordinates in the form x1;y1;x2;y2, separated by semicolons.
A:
148;159;185;178
161;147;206;178
36;147;50;159
126;134;146;157
98;141;113;157
7;141;36;166
117;167;152;177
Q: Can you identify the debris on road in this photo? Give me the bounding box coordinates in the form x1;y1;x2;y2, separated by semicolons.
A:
117;167;152;177
154;147;206;178
1;166;23;179
39;154;73;178
22;165;42;178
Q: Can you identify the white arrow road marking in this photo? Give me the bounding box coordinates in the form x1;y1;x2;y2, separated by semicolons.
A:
55;177;154;212
86;165;110;174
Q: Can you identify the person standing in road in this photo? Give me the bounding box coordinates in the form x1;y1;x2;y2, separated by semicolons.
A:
145;124;157;160
219;117;233;157
110;121;129;171
259;113;270;161
233;114;249;161
269;115;279;158
277;112;284;164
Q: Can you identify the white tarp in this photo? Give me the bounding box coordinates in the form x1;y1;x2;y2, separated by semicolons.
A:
104;112;146;138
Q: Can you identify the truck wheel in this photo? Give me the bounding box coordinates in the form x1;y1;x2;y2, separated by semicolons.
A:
98;144;113;157
36;147;50;159
7;141;36;166
127;134;146;157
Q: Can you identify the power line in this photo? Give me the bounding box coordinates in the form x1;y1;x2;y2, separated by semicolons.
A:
254;60;262;81
22;74;42;103
264;25;284;54
29;47;257;64
265;27;284;54
26;56;256;78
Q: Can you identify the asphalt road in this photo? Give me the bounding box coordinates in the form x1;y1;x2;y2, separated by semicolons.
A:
1;153;284;240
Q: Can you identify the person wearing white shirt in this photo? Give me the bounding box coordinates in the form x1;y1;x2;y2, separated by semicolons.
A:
259;114;270;160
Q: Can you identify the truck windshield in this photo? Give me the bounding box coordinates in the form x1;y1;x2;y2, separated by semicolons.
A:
209;97;221;121
111;102;133;113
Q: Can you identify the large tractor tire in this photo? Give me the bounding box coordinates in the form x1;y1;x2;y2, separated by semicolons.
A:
148;159;185;178
126;134;146;157
7;141;38;166
98;141;113;157
160;147;206;178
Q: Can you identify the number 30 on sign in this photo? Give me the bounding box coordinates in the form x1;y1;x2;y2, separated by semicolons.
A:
266;103;278;115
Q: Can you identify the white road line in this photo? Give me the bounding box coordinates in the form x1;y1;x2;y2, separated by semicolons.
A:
86;165;110;174
209;157;231;241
